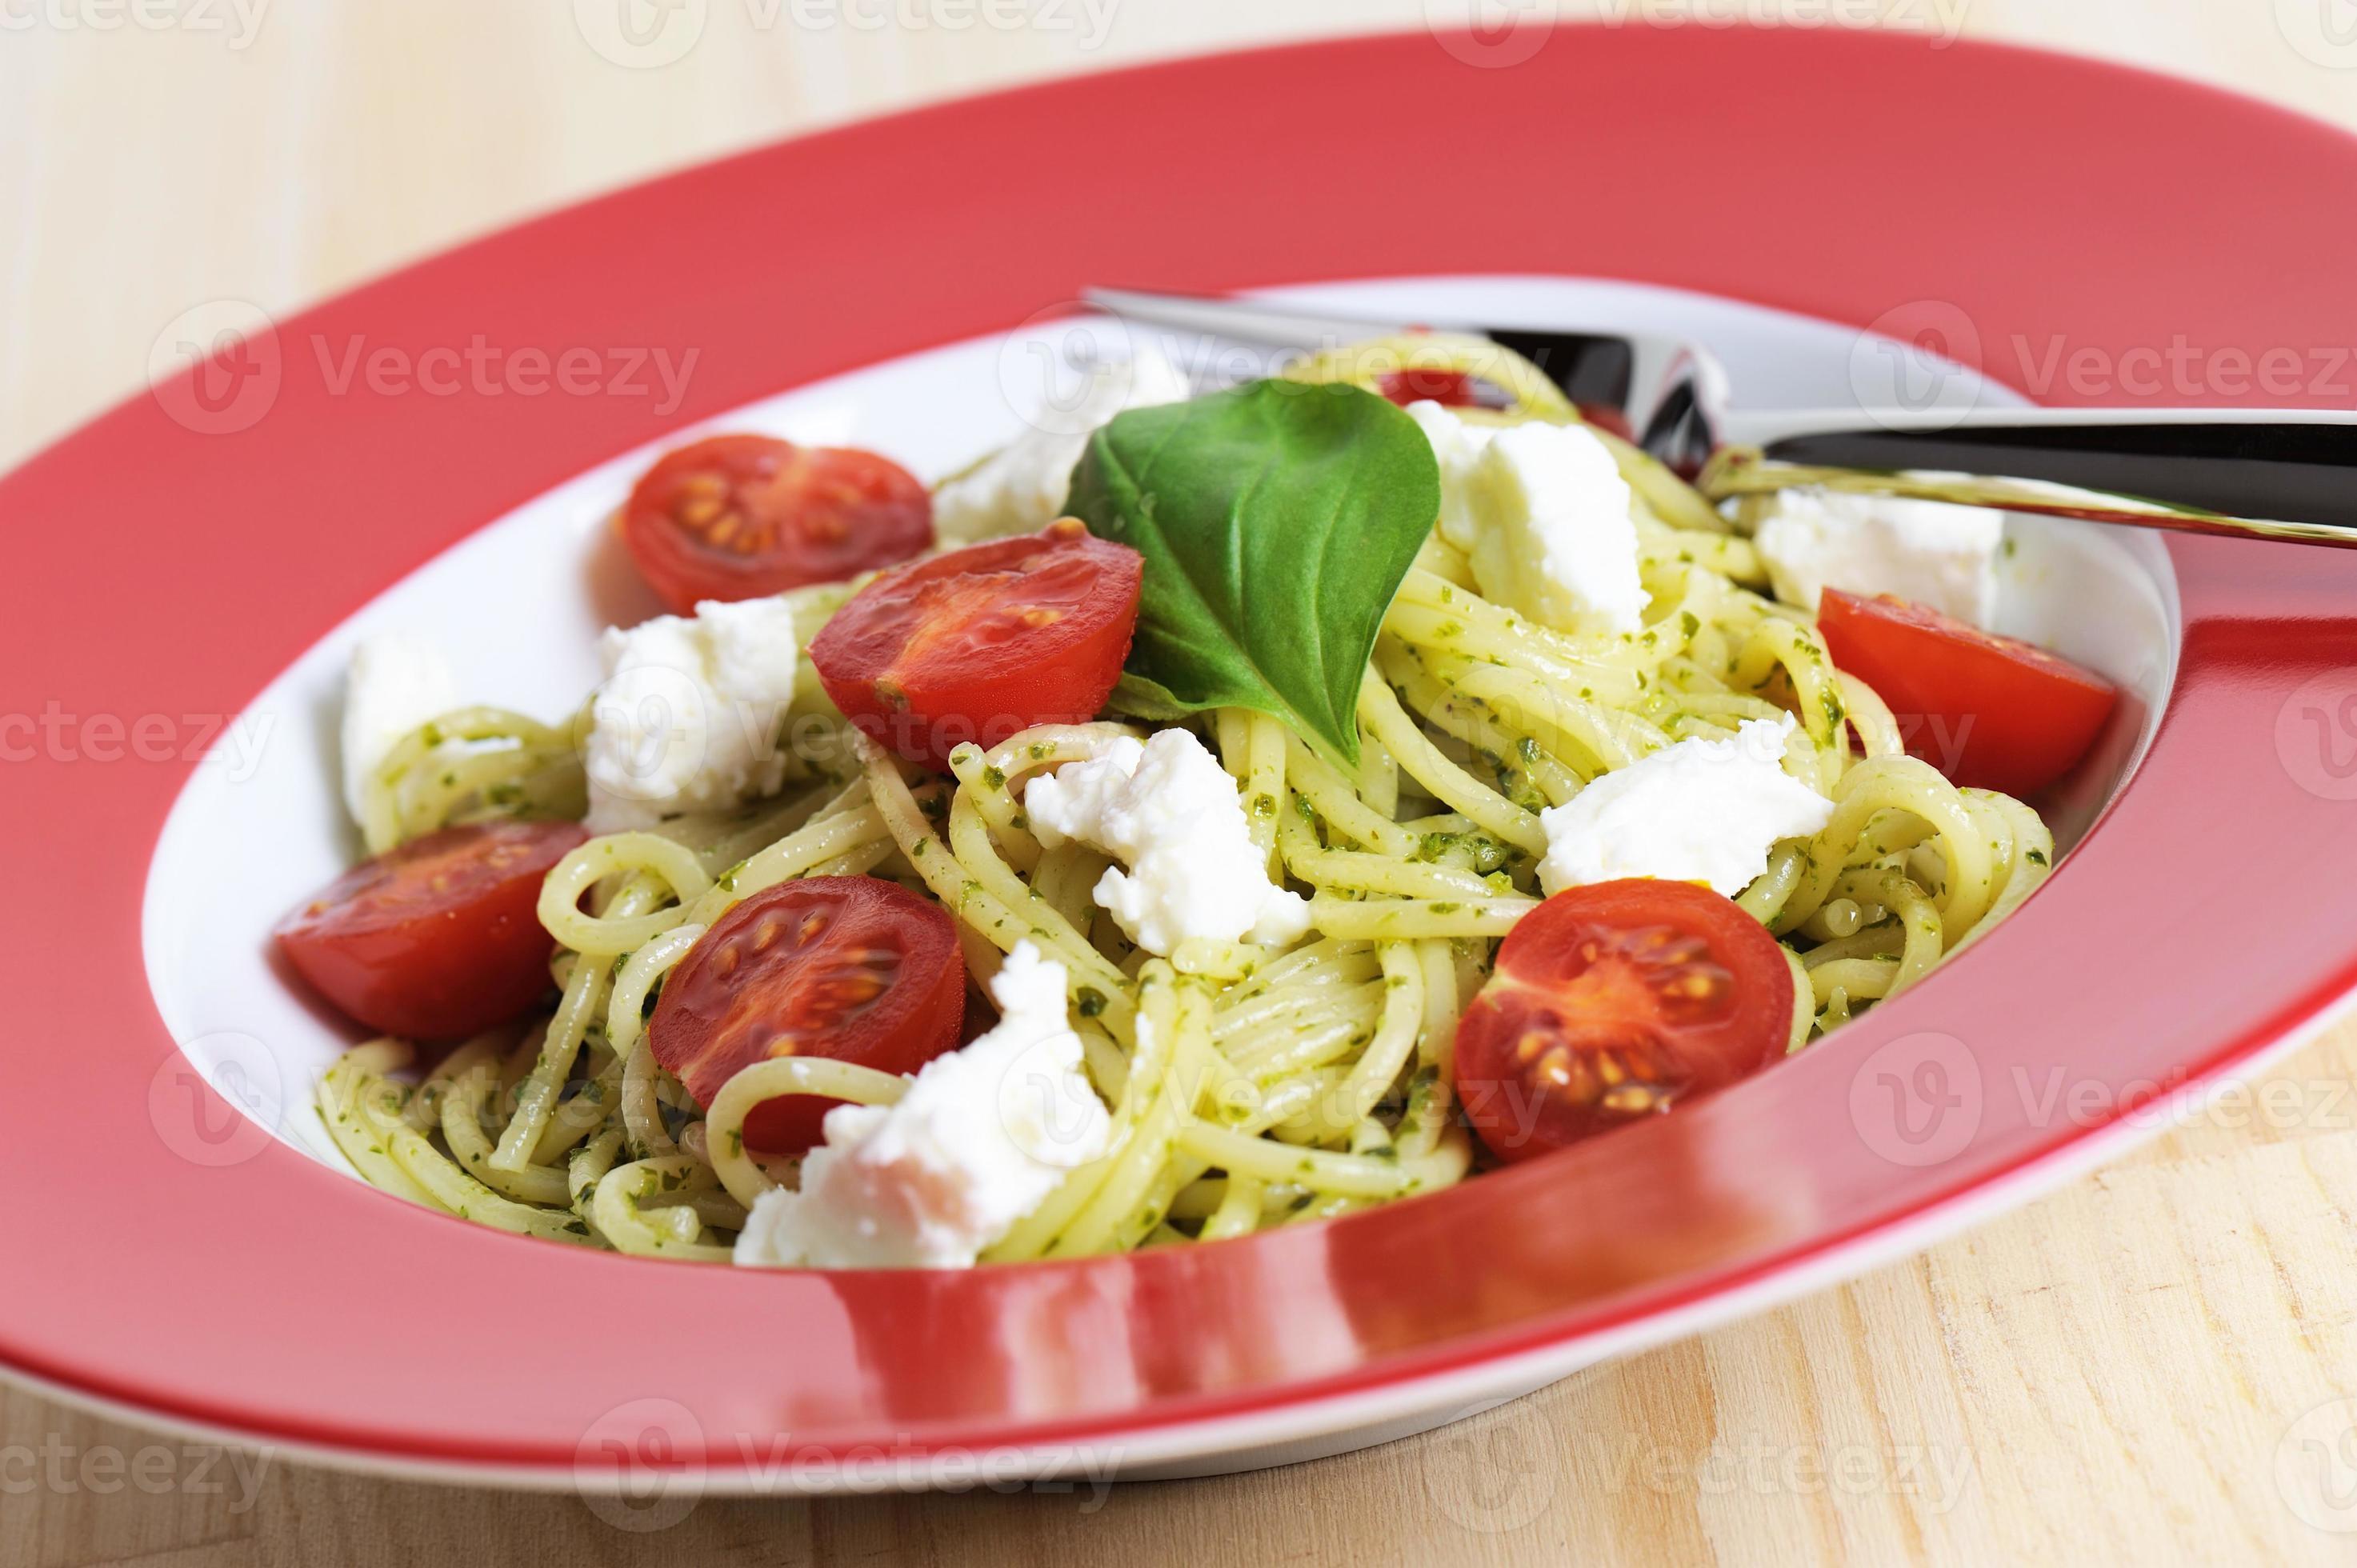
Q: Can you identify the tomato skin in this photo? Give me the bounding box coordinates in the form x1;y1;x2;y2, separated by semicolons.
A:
1573;403;1638;443
807;518;1144;769
1375;367;1514;412
648;877;965;1154
1371;370;1635;441
274;821;586;1041
1452;880;1794;1163
621;434;933;614
1817;589;2119;798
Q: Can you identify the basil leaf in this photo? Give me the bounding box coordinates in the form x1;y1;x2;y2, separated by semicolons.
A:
1065;379;1441;765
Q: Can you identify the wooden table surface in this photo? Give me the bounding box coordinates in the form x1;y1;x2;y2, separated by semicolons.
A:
9;5;2357;1562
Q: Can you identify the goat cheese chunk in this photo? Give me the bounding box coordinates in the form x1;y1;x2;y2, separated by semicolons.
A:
1538;715;1834;898
1407;401;1647;635
1752;486;2003;626
583;596;801;834
340;631;458;824
1024;730;1311;955
733;942;1111;1270
933;345;1192;544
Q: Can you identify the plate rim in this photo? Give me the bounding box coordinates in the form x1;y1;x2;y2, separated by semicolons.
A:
10;22;2357;1482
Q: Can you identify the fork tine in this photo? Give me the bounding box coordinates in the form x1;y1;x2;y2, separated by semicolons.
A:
1081;287;1421;354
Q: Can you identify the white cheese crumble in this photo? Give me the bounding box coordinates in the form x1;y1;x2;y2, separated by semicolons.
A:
932;345;1192;544
732;942;1111;1270
340;631;458;823
1751;486;2003;626
1025;730;1311;956
1407;400;1647;635
1537;715;1835;898
582;596;802;834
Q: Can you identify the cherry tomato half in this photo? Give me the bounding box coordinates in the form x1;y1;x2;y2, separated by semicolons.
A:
620;434;933;614
1453;879;1794;1163
807;518;1144;769
1817;588;2119;798
647;877;965;1154
274;820;587;1041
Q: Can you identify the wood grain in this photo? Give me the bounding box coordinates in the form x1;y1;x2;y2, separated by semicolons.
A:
9;5;2357;1562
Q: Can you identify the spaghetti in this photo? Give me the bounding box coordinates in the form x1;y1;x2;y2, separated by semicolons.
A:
316;335;2057;1264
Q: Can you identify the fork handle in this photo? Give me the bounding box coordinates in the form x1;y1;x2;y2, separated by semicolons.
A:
1722;406;2357;546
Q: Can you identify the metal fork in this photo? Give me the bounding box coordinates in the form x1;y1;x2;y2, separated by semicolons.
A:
1084;286;2357;548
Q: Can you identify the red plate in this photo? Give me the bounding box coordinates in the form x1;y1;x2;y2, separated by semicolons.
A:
8;27;2357;1486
